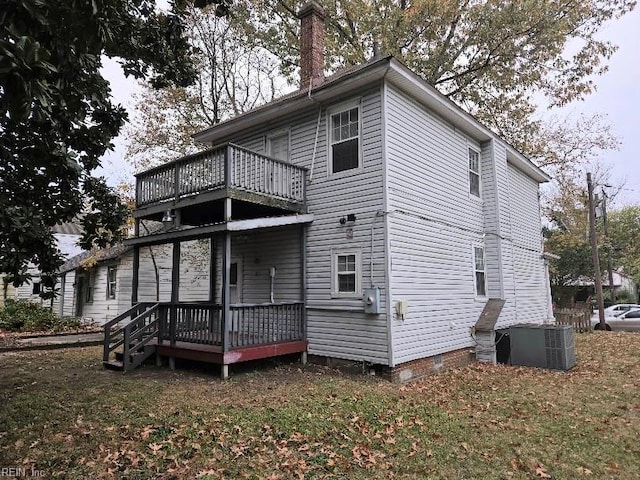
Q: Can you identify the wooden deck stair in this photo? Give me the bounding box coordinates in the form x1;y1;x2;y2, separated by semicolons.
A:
103;303;162;372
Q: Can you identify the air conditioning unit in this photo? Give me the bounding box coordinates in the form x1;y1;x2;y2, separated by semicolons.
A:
509;323;576;371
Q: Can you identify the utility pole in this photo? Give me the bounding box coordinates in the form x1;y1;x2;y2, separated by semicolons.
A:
587;173;606;329
602;188;616;305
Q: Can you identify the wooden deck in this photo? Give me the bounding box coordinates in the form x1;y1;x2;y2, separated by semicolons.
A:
153;339;308;365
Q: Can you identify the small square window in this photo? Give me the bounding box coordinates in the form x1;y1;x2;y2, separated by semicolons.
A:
332;250;362;297
469;148;480;197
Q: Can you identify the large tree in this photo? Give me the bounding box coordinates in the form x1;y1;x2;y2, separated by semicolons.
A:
0;0;226;288
241;0;634;159
125;5;282;170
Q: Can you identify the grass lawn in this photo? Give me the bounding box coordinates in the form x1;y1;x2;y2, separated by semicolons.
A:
1;333;639;479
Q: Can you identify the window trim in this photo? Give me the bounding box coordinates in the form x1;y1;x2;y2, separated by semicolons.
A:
468;146;481;199
266;129;291;163
327;99;363;177
331;248;362;298
106;265;117;300
473;243;487;299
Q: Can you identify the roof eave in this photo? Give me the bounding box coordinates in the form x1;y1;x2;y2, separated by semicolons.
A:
192;58;392;145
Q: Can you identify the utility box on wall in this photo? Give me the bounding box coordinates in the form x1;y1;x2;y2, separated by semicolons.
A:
363;287;380;314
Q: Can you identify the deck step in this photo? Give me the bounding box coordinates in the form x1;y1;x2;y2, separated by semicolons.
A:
103;359;124;371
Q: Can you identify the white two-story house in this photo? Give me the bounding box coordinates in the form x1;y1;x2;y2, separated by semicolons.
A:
100;1;553;380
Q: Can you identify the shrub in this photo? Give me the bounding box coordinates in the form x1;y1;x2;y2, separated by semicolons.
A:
0;299;80;332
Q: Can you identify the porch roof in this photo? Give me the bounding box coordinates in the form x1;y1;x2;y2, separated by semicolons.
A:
125;213;314;247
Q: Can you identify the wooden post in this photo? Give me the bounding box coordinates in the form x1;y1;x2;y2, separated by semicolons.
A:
170;241;180;348
221;231;231;353
587;173;606;329
132;219;140;306
602;188;616;304
300;223;307;342
209;236;216;302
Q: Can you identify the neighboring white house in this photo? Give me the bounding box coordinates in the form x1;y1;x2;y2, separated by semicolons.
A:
58;241;211;324
101;2;554;379
5;223;84;305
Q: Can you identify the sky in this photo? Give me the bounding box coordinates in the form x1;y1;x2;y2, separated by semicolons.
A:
99;7;640;206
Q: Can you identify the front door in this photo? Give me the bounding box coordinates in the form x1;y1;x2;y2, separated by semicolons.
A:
75;275;85;317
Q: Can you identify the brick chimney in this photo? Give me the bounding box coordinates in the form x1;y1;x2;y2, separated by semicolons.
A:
297;1;325;90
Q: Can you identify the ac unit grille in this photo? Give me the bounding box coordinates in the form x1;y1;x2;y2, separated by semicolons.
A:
510;324;576;371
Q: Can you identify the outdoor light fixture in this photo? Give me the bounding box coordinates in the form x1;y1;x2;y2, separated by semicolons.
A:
339;214;357;225
162;210;174;225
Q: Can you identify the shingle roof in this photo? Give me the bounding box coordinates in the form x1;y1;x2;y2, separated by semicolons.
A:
59;244;131;273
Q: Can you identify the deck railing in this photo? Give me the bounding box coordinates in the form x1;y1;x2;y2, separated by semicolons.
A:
157;302;304;350
136;144;306;207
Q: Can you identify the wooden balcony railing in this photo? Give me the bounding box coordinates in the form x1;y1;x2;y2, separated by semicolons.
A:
136;144;306;208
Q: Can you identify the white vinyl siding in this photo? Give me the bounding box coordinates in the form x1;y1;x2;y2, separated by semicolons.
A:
507;163;549;324
385;81;490;365
229;87;389;365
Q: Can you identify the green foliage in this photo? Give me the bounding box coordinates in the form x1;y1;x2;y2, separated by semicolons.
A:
0;299;80;332
545;228;595;287
608;206;640;284
241;0;634;161
0;0;203;289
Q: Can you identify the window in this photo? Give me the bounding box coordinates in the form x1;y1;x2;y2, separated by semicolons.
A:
332;250;361;297
229;262;238;287
85;271;94;303
107;265;117;299
267;132;289;162
473;246;487;297
330;105;360;174
32;281;41;295
469;148;480;197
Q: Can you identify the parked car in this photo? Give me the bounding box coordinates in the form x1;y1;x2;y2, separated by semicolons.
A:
592;308;640;331
603;304;640;317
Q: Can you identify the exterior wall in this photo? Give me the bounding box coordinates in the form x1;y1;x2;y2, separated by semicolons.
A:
226;226;302;304
506;163;549;324
385;83;488;366
225;86;389;364
384;82;549;366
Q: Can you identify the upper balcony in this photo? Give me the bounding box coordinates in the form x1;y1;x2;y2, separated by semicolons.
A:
134;143;307;225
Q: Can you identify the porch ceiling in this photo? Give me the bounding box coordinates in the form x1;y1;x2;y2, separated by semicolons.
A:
125;213;314;247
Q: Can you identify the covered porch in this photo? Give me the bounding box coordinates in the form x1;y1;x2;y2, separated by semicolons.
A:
103;144;312;378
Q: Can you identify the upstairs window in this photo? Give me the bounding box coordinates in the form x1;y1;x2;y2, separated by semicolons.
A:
474;245;487;297
107;265;117;299
469;148;481;197
267;132;290;162
330;105;360;174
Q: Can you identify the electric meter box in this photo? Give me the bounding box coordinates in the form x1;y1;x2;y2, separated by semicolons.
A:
363;287;381;314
